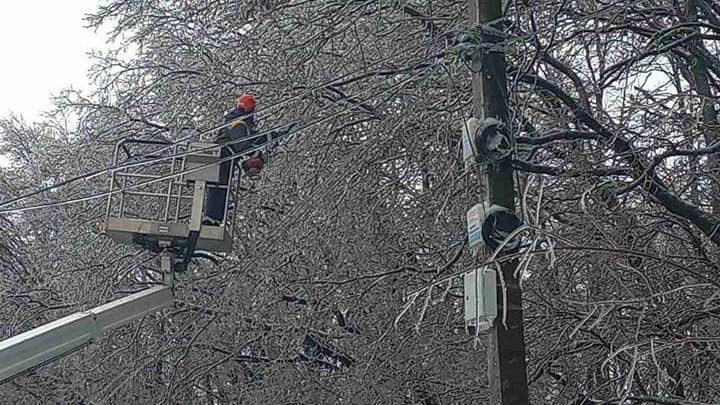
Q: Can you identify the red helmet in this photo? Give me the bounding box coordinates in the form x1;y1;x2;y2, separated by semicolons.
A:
236;93;256;112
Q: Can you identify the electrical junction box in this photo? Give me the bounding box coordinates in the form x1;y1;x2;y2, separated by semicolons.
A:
461;117;512;170
464;267;497;334
466;202;486;251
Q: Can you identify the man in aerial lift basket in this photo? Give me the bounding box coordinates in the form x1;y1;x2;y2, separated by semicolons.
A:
204;93;266;226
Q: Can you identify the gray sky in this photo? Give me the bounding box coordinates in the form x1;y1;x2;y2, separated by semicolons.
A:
0;1;106;120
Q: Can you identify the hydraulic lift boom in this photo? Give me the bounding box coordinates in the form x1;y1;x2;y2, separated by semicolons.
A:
0;283;173;383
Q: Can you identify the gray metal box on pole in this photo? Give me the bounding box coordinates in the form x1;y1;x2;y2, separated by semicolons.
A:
464;267;497;333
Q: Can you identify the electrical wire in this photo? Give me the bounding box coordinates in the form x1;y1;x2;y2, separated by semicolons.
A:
0;40;444;210
1;98;296;209
0;63;436;214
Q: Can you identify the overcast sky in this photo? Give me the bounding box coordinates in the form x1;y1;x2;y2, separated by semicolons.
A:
0;1;106;121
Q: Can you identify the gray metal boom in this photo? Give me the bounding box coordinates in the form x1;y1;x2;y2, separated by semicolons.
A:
0;285;173;383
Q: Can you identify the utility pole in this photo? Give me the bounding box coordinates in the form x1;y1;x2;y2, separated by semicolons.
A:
467;0;530;403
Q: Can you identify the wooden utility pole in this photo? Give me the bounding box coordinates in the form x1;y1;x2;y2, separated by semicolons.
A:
467;0;530;403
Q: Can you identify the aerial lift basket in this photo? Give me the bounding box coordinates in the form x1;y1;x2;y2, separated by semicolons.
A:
104;139;239;253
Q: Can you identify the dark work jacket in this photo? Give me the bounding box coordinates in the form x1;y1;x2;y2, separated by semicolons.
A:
216;109;258;155
214;109;260;183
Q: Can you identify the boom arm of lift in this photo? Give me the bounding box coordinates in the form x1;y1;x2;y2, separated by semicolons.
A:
0;284;173;383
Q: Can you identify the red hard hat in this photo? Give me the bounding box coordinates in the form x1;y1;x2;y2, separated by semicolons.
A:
237;93;256;112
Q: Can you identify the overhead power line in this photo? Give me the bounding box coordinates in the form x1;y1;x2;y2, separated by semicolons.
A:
0;65;433;214
0;40;446;211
